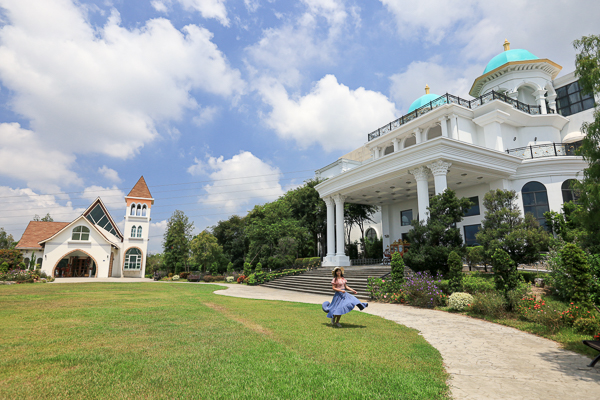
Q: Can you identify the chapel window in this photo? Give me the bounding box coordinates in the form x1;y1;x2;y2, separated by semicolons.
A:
131;226;137;237
124;248;142;270
72;226;90;241
137;226;142;238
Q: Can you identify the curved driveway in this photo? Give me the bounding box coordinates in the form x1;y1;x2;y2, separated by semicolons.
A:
214;283;600;400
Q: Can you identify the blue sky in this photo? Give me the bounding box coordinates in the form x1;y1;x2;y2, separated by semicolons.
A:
0;0;598;253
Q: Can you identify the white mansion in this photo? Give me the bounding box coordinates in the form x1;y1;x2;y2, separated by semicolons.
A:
315;40;597;267
16;177;153;278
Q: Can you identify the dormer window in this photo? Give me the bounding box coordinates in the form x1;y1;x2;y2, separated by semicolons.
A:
72;226;90;241
131;226;136;237
137;226;142;238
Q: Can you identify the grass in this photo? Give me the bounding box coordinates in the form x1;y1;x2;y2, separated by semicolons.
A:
0;283;448;399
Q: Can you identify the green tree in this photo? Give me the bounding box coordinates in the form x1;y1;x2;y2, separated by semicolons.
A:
491;248;519;294
560;243;592;306
211;215;247;271
145;253;163;275
162;210;194;274
465;246;485;272
476;189;550;265
544;201;585;244
0;249;23;270
0;228;14;250
390;252;405;290
572;34;600;252
32;213;53;222
344;203;378;251
404;190;472;275
190;230;227;273
447;251;463;293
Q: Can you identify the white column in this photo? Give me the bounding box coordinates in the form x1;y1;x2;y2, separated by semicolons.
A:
533;89;547;114
450;114;458;140
546;93;557;113
333;194;346;256
439;116;448;137
409;166;430;221
392;138;401;152
324;197;335;257
414;128;422;144
427;160;452;194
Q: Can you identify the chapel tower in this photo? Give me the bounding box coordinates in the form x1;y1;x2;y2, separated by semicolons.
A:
123;176;154;277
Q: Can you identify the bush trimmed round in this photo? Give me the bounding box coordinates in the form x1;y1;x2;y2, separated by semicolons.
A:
448;292;474;311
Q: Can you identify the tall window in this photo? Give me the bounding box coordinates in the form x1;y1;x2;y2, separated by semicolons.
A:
136;204;141;216
137;226;142;238
464;196;480;217
131;226;136;237
142;205;147;216
365;228;377;241
72;226;90;240
401;209;413;226
556;80;595;116
522;181;550;227
464;224;481;246
562;179;580;204
124;248;142;270
130;204;136;216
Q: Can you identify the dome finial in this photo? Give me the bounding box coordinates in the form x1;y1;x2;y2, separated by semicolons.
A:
503;39;510;51
425;84;430;94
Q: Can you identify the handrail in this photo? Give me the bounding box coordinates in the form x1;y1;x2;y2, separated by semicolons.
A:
506;141;582;159
368;91;554;142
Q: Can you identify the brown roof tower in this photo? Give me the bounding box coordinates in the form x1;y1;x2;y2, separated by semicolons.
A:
127;176;153;200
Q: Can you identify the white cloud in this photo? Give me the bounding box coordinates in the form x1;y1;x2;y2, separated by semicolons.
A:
98;166;122;183
389;60;483;112
187;151;284;212
150;0;229;26
0;0;244;161
0;186;85;239
258;74;397;152
81;185;126;205
192;106;219;126
0;123;81;192
244;0;260;13
148;219;168;253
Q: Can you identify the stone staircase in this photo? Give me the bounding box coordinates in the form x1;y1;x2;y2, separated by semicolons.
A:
261;266;391;300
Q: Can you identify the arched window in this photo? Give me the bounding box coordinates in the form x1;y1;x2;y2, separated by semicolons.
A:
130;204;136;216
427;125;442;140
124;248;142;270
142;205;147;216
404;136;416;149
561;179;580;204
136;204;141;216
23;258;30;267
36;258;42;266
137;226;142;238
131;226;136;237
383;145;394;155
72;226;90;240
365;228;377;241
522;181;549;227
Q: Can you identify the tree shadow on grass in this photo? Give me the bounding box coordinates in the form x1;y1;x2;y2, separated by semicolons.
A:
321;323;367;329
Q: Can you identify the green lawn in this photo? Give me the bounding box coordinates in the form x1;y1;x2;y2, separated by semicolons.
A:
0;283;448;399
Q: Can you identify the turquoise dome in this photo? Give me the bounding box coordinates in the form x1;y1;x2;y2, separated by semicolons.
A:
483;49;539;74
408;93;441;113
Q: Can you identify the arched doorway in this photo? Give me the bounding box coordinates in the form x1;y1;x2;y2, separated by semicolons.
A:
52;250;99;278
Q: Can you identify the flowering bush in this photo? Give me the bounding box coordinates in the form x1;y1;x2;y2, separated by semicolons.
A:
237;275;246;284
401;271;445;308
226;276;234;283
574;317;600;335
448;292;473;311
172;275;180;281
0;269;53;283
517;296;565;333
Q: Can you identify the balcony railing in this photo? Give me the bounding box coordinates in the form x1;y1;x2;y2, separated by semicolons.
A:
367;91;555;141
506;141;582;159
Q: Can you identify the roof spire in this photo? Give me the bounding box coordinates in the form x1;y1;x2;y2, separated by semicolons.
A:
503;38;510;51
127;176;153;200
425;84;430;94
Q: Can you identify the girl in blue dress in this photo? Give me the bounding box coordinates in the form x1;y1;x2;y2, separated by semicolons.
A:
322;267;368;327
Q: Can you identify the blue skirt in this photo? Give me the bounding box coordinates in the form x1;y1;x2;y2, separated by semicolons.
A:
322;292;368;318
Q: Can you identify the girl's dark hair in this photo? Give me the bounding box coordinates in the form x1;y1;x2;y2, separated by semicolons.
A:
333;268;344;281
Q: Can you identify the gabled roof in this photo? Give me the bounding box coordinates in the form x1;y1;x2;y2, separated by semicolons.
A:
38;215;120;248
82;197;124;240
16;221;70;249
127;176;153;199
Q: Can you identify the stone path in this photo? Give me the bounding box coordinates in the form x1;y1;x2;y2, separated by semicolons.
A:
213;283;600;400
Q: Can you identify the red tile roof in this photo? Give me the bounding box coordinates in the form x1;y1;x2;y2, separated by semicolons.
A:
127;176;152;199
16;221;70;249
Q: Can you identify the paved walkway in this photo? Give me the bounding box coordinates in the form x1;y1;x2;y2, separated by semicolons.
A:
213;284;600;400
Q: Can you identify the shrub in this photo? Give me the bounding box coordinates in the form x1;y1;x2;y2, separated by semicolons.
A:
168;273;174;278
243;262;252;276
560;243;592;305
226;262;234;275
390;252;405;287
237;275;246;284
247;273;256;285
447;251;463;293
470;292;506;318
203;275;213;282
0;262;8;273
574;317;600;335
226;276;234;283
255;262;263;273
462;273;495;294
517;296;566;333
448;292;473;311
492;248;519;294
172;275;180;281
401;271;445;308
438;280;450;294
179;272;190;280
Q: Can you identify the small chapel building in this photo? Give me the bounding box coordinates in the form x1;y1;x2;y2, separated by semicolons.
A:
315;40;597;266
15;176;154;278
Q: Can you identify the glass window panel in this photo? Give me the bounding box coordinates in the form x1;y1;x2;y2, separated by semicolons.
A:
583;98;595;110
464;224;481;246
401;210;413;226
556;86;567;98
131;226;136;237
464;196;480;217
522;192;535;205
567;81;580;94
569;92;582;104
81;232;89;240
523;181;546;192
535;191;548;205
559;106;571;117
571;102;583;114
72;231;80;240
89;205;104;224
137;227;142;238
96;215;108;227
524;206;534;216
